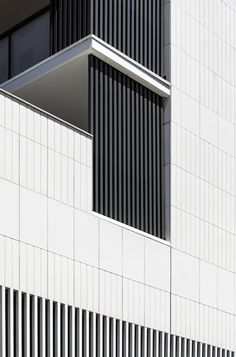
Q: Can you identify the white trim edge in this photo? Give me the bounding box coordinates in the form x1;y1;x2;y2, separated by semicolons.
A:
1;35;170;98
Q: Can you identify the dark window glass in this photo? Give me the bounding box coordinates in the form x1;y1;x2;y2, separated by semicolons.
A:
0;37;9;83
11;12;49;77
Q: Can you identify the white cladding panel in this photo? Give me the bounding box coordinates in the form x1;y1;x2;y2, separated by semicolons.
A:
168;0;236;350
0;91;171;336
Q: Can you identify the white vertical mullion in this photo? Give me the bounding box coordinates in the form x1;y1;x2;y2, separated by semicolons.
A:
167;334;170;357
210;345;213;357
131;324;135;357
57;303;61;357
99;315;103;357
184;339;187;357
34;296;38;357
92;312;96;357
1;287;6;357
137;325;141;357
199;342;202;357
179;337;182;357
18;292;22;357
106;317;110;357
112;318;116;357
50;300;53;357
162;332;165;357
26;293;30;357
65;304;68;357
118;320;122;357
42;298;46;357
194;341;198;357
189;340;193;357
79;309;82;357
71;306;75;357
125;322;129;357
149;329;153;357
172;335;176;357
156;331;160;357
143;327;147;357
10;288;14;357
86;311;90;357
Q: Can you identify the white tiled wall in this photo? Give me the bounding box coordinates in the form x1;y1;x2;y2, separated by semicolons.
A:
168;0;236;350
0;91;171;335
1;0;236;346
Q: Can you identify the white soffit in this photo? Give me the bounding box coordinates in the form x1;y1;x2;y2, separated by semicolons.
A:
1;35;170;98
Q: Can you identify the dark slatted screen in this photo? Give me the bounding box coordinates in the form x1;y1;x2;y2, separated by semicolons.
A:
50;0;90;53
89;56;164;238
50;0;162;74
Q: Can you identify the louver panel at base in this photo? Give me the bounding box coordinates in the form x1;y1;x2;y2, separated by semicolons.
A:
89;56;164;238
0;285;235;357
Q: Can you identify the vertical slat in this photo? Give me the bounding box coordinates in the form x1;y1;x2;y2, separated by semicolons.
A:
131;324;135;357
117;70;122;222
29;295;35;357
71;307;75;357
64;305;68;357
99;315;103;357
85;310;89;357
136;323;141;357
118;320;122;357
26;294;30;357
50;300;53;357
149;329;153;357
10;289;14;357
125;322;129;357
104;317;109;357
161;332;165;357
111;319;115;357
57;302;61;357
18;292;22;357
42;298;46;357
122;75;127;223
45;300;50;357
126;76;131;226
1;287;6;357
153;330;158;357
143;327;147;357
5;288;10;357
34;296;38;357
13;291;19;357
92;312;96;357
79;309;82;357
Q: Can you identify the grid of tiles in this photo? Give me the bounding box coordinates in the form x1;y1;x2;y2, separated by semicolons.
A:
0;90;171;334
167;0;236;350
0;91;92;212
0;285;235;357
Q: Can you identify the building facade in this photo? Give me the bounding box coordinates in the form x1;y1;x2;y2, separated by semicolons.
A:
0;0;235;355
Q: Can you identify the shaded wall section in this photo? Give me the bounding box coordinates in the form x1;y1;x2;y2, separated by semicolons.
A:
89;56;164;238
50;0;162;74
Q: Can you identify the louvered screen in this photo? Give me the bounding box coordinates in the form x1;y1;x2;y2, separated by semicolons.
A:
89;56;164;238
50;0;162;74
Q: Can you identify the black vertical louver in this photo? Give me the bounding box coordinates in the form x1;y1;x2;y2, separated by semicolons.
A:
89;56;164;238
50;0;162;74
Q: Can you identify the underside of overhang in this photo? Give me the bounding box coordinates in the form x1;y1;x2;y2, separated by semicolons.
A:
1;35;171;132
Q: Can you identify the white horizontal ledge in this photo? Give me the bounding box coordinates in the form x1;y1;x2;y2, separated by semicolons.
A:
1;34;170;98
90;36;170;97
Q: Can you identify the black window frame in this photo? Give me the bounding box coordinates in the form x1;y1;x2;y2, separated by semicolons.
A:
0;5;50;81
